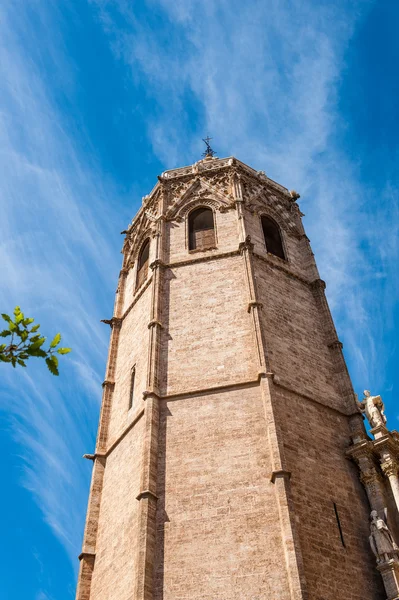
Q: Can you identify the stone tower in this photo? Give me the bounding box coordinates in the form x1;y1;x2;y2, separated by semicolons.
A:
76;154;388;600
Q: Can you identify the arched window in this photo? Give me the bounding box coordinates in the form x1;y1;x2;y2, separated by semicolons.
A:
188;207;216;251
136;239;150;289
261;216;285;260
128;366;135;410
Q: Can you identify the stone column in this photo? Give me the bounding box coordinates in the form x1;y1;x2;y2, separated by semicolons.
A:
381;456;399;515
346;442;387;515
134;191;166;600
377;558;399;600
234;187;308;599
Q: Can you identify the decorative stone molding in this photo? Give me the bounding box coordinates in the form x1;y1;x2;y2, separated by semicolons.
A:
381;458;399;479
101;317;122;329
149;259;166;271
147;320;163;330
126;228;155;266
270;469;292;483
238;235;254;254
78;551;96;562
83;454;95;461
376;558;399;600
136;490;159;501
310;278;327;292
165;176;231;222
247;301;263;313
102;379;115;389
142;390;161;401
328;339;344;350
359;466;381;488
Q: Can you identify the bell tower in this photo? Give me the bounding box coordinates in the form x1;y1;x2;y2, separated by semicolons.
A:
76;154;387;599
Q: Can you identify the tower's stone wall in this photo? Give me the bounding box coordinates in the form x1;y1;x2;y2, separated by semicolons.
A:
107;286;151;445
154;386;292;600
90;418;144;598
255;259;340;406
161;255;257;396
274;386;385;599
76;156;386;600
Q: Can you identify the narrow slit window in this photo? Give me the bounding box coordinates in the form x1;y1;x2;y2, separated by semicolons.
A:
188;207;216;251
136;239;150;289
261;216;285;260
128;366;136;410
333;502;346;548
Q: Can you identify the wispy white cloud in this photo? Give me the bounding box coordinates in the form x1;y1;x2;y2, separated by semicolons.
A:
93;0;399;397
0;1;123;572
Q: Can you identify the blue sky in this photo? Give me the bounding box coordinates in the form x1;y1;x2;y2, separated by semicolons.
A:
0;1;398;598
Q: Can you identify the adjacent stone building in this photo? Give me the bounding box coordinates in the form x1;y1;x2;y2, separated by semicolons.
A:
75;153;395;599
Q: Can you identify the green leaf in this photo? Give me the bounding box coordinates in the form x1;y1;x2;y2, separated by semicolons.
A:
15;312;24;324
45;356;59;376
57;347;71;355
0;354;11;363
1;313;11;322
11;357;16;368
19;353;29;359
30;324;40;333
50;333;61;348
20;330;29;342
23;318;34;326
17;359;26;367
8;321;16;331
0;344;6;352
0;330;11;337
13;306;21;316
28;348;47;358
29;337;46;350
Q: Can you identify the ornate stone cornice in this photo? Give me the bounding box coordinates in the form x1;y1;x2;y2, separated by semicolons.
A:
373;435;399;457
346;439;374;462
380;457;399;478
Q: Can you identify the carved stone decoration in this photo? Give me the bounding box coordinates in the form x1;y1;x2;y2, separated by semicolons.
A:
202;170;232;198
381;457;399;479
370;511;399;563
125;226;155;268
358;390;387;429
165;176;231;222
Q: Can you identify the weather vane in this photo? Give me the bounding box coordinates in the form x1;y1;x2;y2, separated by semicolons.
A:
202;136;216;158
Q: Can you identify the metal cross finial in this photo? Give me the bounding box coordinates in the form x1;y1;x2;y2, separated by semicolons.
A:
202;136;216;158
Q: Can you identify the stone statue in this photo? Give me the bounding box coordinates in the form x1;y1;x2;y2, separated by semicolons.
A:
358;390;387;429
369;510;398;563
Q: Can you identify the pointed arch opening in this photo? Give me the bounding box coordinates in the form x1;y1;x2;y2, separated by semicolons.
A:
261;216;285;260
188;207;216;251
136;239;150;289
128;365;136;410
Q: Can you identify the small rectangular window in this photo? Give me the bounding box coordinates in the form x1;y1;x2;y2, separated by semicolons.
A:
333;502;346;548
128;366;136;410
